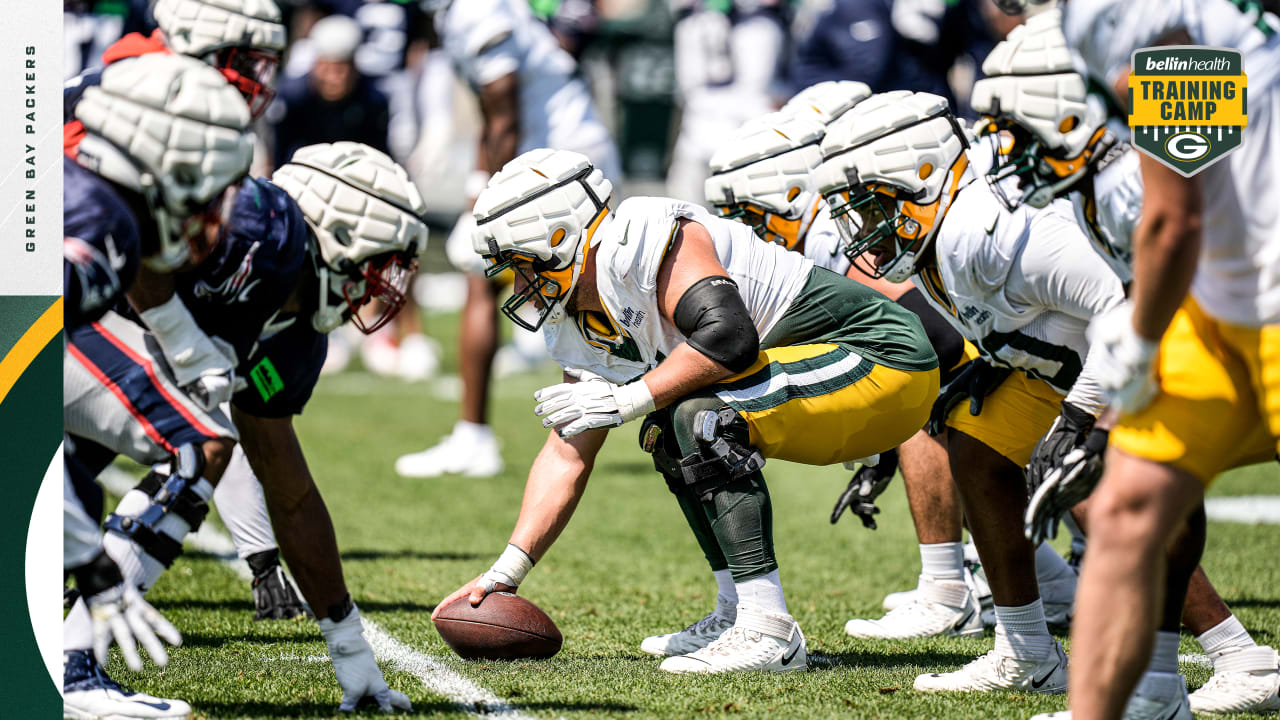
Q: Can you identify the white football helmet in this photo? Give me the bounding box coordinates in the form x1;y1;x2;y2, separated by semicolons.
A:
704;112;827;251
780;80;872;126
815;91;972;283
152;0;287;118
471;148;613;331
74;54;253;273
272;142;429;334
970;8;1114;209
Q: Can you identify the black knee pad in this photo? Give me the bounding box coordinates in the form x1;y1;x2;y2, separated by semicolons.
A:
639;410;684;494
677;407;765;502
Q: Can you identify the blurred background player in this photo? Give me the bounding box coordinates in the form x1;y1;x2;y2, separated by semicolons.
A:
394;0;621;479
665;0;788;204
271;13;391;165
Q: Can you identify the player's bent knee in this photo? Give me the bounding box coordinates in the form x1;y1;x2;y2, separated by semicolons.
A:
201;436;236;482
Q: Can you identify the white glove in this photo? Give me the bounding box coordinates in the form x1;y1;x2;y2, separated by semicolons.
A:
320;606;413;714
86;583;182;673
533;369;655;438
140;295;237;411
1086;302;1161;414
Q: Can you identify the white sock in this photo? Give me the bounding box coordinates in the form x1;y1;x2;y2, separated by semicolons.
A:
1197;615;1257;659
64;600;94;652
213;447;278;559
735;569;788;616
1145;630;1180;674
103;478;215;592
920;542;965;583
993;600;1054;659
1034;542;1074;583
713;569;737;620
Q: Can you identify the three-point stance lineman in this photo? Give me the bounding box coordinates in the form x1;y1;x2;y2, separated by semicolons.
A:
435;148;939;674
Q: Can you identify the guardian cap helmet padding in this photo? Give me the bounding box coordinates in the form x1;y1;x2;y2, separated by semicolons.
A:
780;80;873;126
74;54;254;272
272;142;429;334
970;8;1114;210
704;112;827;250
815;91;972;283
152;0;287;118
472;148;613;332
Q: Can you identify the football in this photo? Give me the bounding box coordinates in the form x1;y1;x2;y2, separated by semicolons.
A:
433;592;563;660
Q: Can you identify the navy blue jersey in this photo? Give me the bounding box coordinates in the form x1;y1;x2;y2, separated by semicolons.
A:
64;156;142;328
171;177;325;417
177;177;309;364
234;318;328;418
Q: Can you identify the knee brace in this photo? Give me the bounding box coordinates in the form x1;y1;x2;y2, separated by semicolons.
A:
639;410;685;494
103;444;211;569
678;408;765;501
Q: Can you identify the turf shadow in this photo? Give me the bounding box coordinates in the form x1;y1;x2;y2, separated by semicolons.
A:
809;648;976;671
191;699;462;717
1224;597;1280;610
340;549;489;562
157;598;439;614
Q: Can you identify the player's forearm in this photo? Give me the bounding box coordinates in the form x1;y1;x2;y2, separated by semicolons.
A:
642;343;735;410
482;118;519;177
233;409;349;619
1129;208;1201;341
479;74;520;174
508;428;605;562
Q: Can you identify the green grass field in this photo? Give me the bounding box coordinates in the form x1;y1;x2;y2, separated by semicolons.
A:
112;312;1280;719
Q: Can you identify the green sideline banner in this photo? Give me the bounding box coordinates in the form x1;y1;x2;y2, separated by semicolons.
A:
0;2;64;715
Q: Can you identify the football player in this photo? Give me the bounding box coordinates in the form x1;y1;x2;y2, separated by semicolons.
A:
395;0;622;479
62;53;254;720
63;0;307;621
434;147;939;673
816;90;1128;693
972;11;1280;716
1018;0;1280;718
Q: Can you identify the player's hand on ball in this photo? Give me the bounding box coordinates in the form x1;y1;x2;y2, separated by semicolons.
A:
432;576;516;621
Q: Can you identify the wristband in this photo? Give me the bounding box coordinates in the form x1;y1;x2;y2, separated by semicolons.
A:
481;543;534;590
615;380;656;424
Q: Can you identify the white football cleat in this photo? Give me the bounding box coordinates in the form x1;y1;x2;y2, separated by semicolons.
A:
640;611;734;657
395;333;440;382
659;608;806;674
1028;672;1193;720
395;422;503;478
847;578;983;639
915;642;1067;694
1190;646;1280;714
63;650;191;719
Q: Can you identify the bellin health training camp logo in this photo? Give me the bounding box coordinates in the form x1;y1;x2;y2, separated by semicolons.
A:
1128;46;1248;177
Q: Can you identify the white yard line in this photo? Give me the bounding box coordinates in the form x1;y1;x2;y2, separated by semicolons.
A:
100;467;534;718
1204;496;1280;525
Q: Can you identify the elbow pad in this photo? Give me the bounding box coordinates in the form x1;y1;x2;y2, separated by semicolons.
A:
674;276;759;373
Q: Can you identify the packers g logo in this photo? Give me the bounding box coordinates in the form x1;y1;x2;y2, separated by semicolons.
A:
1128;47;1248;177
1165;131;1211;162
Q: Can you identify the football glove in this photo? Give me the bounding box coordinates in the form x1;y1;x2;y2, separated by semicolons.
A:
831;448;900;530
320;604;413;714
533;369;655;438
251;564;308;621
140;295;238;411
1024;402;1109;544
927;359;1013;436
77;548;182;673
1086;302;1160;414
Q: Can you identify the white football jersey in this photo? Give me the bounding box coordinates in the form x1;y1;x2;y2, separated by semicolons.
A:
803;203;853;276
544;197;814;384
1070;141;1143;283
439;0;616;176
912;176;1126;414
1064;0;1280;325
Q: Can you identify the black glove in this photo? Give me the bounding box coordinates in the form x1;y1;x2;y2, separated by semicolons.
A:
248;550;309;621
927;359;1013;436
831;449;900;530
1024;402;1108;545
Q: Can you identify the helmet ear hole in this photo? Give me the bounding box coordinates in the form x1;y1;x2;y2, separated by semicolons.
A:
550;227;568;248
918;163;934;180
1059;116;1079;133
786;187;801;202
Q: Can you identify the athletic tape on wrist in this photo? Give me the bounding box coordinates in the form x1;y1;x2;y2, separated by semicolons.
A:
484;543;534;589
